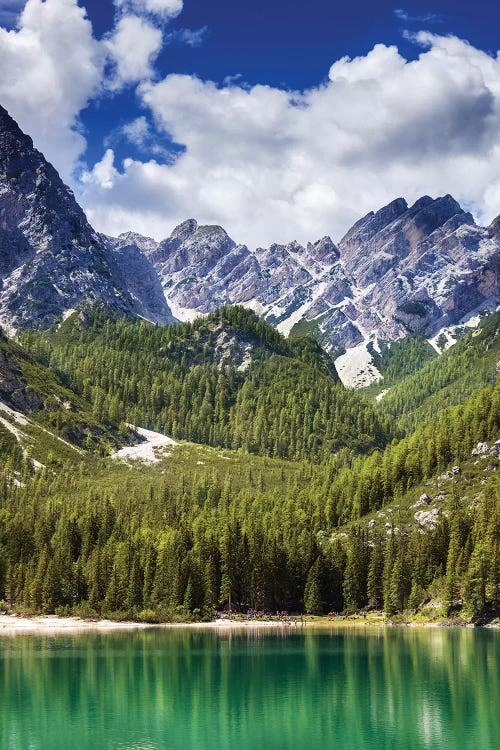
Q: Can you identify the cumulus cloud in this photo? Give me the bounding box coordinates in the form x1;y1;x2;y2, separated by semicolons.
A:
0;0;184;179
1;6;499;246
104;14;163;88
79;33;500;247
82;149;118;190
121;117;151;146
0;0;104;179
103;115;175;160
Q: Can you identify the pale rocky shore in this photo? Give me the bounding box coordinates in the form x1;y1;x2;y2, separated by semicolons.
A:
0;614;497;636
0;614;302;636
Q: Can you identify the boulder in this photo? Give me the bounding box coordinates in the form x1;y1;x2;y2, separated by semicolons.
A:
414;507;441;529
472;442;490;456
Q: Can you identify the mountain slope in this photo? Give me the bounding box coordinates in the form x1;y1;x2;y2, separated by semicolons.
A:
376;311;500;432
21;304;393;461
0;373;497;621
0;326;137;468
123;198;498;361
0;105;173;330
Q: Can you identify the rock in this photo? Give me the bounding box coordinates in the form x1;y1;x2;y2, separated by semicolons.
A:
434;493;447;501
452;466;461;475
0;105;172;329
414;507;442;529
368;519;376;529
140;189;499;360
411;500;425;509
472;442;490;456
420;492;432;504
490;440;500;456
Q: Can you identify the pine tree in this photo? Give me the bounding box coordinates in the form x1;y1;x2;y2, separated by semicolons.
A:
304;558;323;614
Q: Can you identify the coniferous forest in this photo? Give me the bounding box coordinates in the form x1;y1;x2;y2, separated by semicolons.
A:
0;306;498;623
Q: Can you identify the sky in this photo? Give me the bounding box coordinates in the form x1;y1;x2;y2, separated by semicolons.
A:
1;0;500;247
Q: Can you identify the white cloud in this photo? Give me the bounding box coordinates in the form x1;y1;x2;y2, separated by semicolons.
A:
104;14;163;88
103;115;174;160
1;7;499;247
0;0;104;179
114;0;183;19
167;26;208;47
394;8;443;23
122;116;151;145
79;33;500;247
82;148;118;189
0;0;184;179
329;44;405;83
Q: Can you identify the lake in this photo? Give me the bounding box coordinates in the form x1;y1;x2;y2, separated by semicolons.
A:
0;627;498;750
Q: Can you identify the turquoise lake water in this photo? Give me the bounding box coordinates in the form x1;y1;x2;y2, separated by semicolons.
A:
0;627;498;750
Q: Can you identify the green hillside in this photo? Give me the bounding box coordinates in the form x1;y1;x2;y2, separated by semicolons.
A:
0;306;498;625
0;326;135;469
376;312;500;431
21;304;393;461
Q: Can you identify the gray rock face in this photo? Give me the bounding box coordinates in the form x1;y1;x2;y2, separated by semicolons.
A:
414;507;442;529
0;105;172;330
137;195;498;356
102;234;175;325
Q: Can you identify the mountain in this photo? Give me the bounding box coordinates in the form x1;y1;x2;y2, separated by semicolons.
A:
376;311;500;432
121;198;499;384
22;304;393;461
0;105;498;387
0;325;137;468
0;105;173;331
111;195;500;385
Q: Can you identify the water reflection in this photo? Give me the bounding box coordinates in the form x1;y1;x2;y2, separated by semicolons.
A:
0;628;498;750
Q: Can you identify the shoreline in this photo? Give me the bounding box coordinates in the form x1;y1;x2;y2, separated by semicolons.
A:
0;613;498;636
0;614;306;636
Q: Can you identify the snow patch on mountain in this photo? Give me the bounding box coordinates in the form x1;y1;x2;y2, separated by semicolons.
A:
428;303;499;353
334;341;383;388
276;282;329;336
112;426;177;464
0;415;26;442
0;400;29;427
165;296;202;323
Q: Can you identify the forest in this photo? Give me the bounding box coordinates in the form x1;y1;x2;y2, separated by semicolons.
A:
0;306;497;623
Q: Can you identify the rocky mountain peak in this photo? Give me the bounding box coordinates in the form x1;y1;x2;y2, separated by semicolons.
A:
0;104;32;152
488;214;500;241
0;105;172;329
0;106;498;386
114;231;159;255
307;236;340;263
339;197;408;251
409;194;466;236
169;218;198;242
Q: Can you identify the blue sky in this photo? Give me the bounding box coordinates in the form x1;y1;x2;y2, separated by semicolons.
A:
68;0;500;166
1;1;500;245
